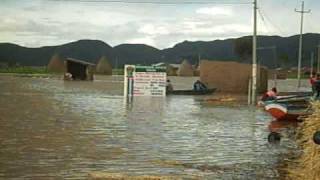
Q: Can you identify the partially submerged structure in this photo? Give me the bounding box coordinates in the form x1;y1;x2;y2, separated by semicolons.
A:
64;58;95;80
153;62;179;76
200;60;268;93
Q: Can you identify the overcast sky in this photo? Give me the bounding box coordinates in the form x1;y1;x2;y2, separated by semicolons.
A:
0;0;319;49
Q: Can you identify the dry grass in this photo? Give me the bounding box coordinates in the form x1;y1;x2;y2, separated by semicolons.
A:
283;102;320;180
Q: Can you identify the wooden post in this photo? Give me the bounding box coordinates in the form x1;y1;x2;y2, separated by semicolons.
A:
248;78;252;105
318;45;320;73
311;52;314;76
251;0;258;104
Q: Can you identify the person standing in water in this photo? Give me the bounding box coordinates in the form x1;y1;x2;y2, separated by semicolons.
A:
314;74;320;99
166;79;173;92
310;72;317;95
261;87;277;101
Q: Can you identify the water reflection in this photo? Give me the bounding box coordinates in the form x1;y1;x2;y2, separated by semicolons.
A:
0;76;297;179
268;120;298;133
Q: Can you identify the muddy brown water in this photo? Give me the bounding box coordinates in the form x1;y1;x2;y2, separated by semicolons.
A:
0;75;310;179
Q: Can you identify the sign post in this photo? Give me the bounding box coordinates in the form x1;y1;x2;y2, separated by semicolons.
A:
124;65;167;97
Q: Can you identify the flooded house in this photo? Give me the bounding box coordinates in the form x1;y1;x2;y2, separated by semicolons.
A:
64;58;95;80
153;62;179;76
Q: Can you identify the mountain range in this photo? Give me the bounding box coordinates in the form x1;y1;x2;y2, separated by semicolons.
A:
1;33;320;69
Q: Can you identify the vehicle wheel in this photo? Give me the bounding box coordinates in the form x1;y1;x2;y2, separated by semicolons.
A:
268;132;281;143
313;131;320;145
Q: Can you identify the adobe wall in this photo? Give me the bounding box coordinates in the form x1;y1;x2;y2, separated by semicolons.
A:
200;60;268;93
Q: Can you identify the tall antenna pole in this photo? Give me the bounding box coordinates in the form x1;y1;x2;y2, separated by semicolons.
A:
295;1;311;88
251;0;258;104
272;46;277;87
311;52;314;76
318;45;320;73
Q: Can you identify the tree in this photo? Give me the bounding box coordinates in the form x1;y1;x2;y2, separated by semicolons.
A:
234;37;252;62
278;53;289;67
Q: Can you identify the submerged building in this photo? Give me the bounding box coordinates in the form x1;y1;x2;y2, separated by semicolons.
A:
64;58;95;81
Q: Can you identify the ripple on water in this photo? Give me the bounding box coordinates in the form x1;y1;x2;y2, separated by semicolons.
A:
0;77;297;179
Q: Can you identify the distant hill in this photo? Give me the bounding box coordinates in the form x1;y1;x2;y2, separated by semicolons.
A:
1;33;320;68
0;40;113;66
113;44;161;67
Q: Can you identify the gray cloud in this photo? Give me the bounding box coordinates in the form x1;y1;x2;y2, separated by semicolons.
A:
0;0;319;49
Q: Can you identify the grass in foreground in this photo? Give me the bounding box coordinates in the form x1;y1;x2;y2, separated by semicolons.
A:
282;101;320;179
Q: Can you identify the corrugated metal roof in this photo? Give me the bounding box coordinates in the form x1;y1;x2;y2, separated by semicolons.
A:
66;58;95;66
153;62;166;66
169;64;180;68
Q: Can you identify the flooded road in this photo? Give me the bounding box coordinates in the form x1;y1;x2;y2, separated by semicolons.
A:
0;75;305;179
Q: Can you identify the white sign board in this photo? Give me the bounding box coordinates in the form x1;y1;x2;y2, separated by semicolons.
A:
124;65;166;96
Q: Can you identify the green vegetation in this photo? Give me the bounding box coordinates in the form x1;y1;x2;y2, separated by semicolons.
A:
0;66;50;74
112;68;124;75
0;66;125;76
233;37;252;62
286;70;310;79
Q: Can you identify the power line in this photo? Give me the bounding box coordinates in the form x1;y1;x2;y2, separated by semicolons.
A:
258;7;285;36
257;8;270;34
49;0;252;5
305;14;317;32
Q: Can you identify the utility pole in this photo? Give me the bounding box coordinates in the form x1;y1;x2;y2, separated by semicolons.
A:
198;53;201;67
295;1;311;88
318;45;320;73
311;52;314;76
272;47;277;87
251;0;258;105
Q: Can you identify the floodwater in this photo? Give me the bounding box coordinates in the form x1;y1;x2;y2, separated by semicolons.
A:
0;75;309;179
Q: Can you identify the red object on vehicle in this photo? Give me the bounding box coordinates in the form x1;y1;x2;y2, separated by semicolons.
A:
265;103;308;121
